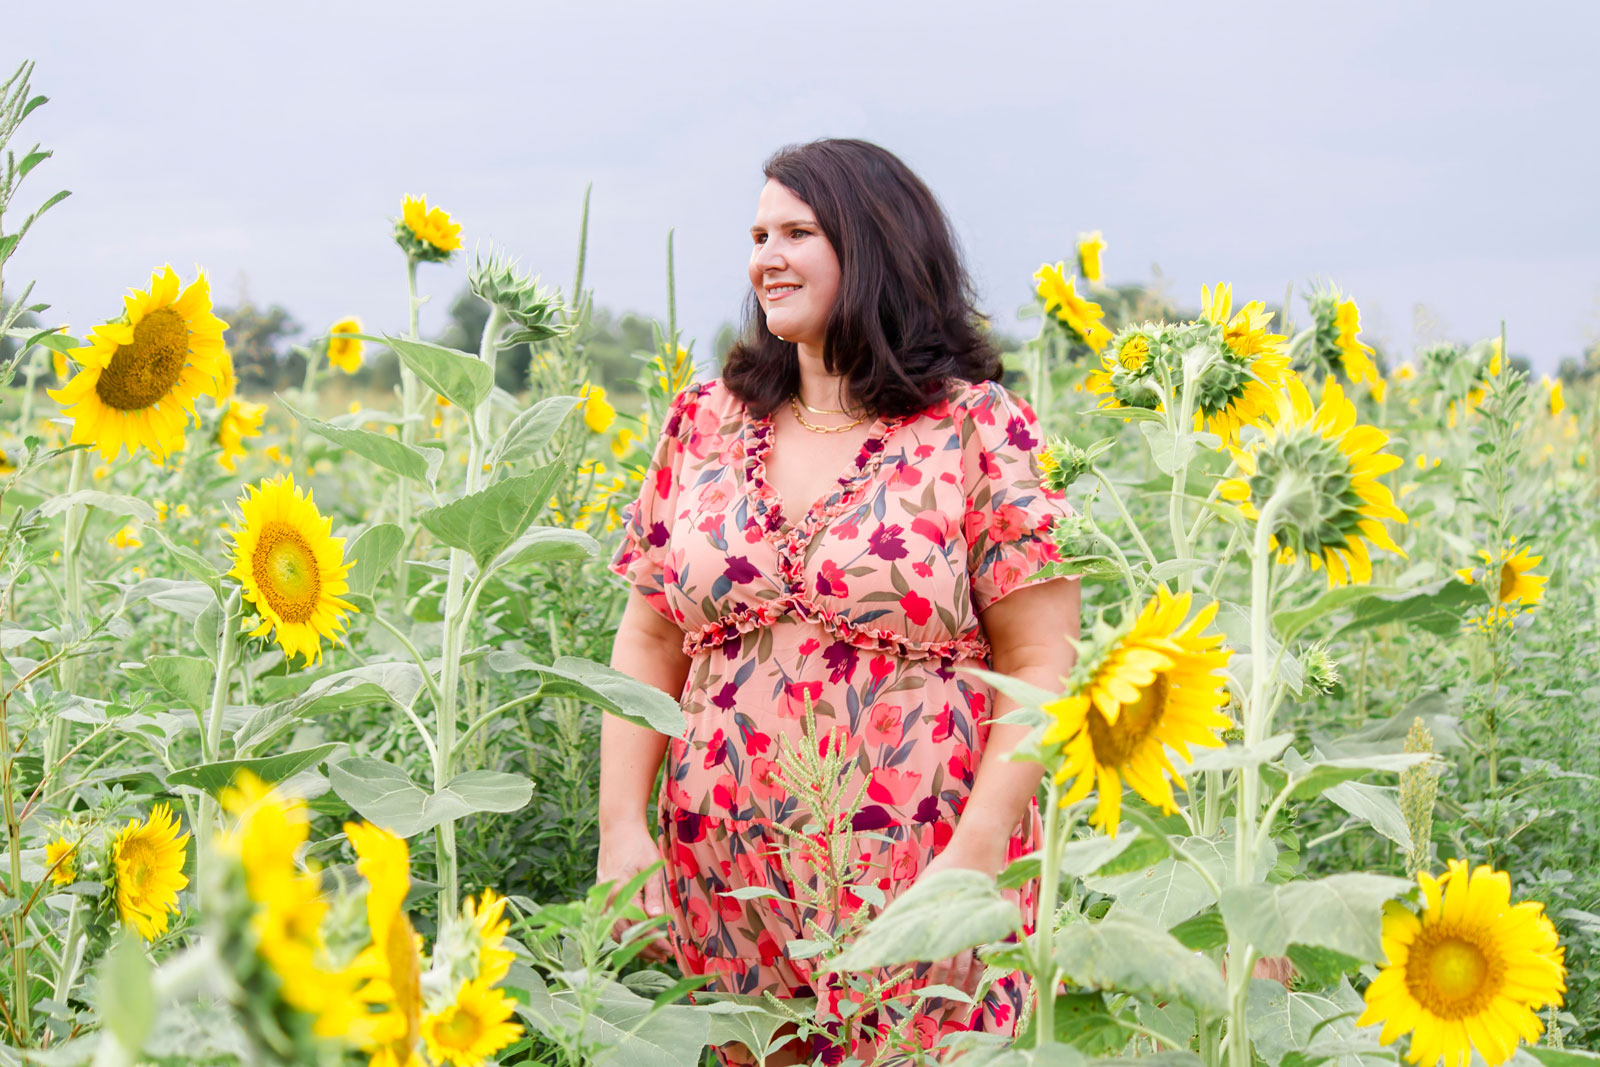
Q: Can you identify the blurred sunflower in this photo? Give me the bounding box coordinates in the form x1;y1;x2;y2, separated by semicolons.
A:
420;979;523;1067
346;821;425;1067
1456;539;1546;621
396;195;462;262
227;474;358;668
1041;586;1233;837
579;382;616;433
328;317;365;374
48;266;230;462
1221;376;1409;586
109;803;190;940
1194;283;1296;445
652;344;696;395
109;524;142;550
1305;285;1380;386
1034;262;1111;352
1358;860;1565;1067
1076;231;1106;285
216;397;267;473
463;889;514;986
45;836;77;885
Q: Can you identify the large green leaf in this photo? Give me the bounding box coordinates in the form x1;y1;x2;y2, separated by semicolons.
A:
39;490;157;522
328;758;533;838
489;654;685;736
418;461;567;568
1246;978;1387;1067
1053;918;1227;1016
145;655;213;710
1322;781;1412;849
166;744;339;796
1524;1050;1600;1067
938;1048;1088;1067
280;397;434;483
697;995;799;1063
1281;748;1436;801
1329;578;1479;639
1273;585;1400;644
372;333;494;411
286;662;425;716
489;394;583;468
1218;874;1409;962
1088;835;1274;928
99;931;154;1052
513;971;710;1067
346;524;405;597
958;667;1062;725
490;525;599;573
828;869;1022;971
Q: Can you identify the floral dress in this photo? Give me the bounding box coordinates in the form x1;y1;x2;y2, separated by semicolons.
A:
608;375;1076;1062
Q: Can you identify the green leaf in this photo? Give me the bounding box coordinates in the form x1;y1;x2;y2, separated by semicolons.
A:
346;524;405;596
143;526;223;594
489;394;583;467
1328;578;1479;639
1063;827;1165;879
328;758;532;838
1087;834;1271;928
1169;909;1228;951
1179;733;1294;773
418;461;566;568
166;744;339;796
1322;781;1412;849
1273;585;1399;644
828;869;1022;971
39;489;157;522
1282;748;1436;801
1219;874;1409;961
373;333;493;411
1053;918;1227;1015
1284;944;1367;989
18;148;50;179
1139;423;1198;476
98;929;154;1053
286;661;425;716
1246;978;1386;1067
1524;1050;1600;1067
145;654;213;710
490;525;599;573
957;666;1061;722
513;972;711;1067
490;654;685;735
698;996;797;1061
280;397;434;483
1011;992;1132;1055
27;327;79;353
931;1040;1088;1067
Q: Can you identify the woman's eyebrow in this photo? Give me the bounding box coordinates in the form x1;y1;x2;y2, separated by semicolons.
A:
749;219;818;234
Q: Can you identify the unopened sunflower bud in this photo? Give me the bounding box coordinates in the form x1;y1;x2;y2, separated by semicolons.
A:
1400;717;1439;878
1051;513;1099;557
1300;641;1341;695
469;250;571;345
1040;438;1089;491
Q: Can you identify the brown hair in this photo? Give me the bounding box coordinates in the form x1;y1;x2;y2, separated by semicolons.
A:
720;138;1003;418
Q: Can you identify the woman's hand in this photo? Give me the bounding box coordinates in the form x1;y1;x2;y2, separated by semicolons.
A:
596;821;673;964
913;829;1011;1000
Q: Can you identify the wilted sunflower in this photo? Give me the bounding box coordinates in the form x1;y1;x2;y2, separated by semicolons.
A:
1041;586;1233;837
1305;286;1380;386
1077;231;1106;285
395;195;462;262
328;317;364;374
216;397;267;473
1220;376;1409;586
1034;262;1112;353
227;474;358;668
109;803;190;940
47;266;230;462
1358;860;1565;1067
1456;540;1546;621
1193;283;1297;445
45;836;77;885
421;979;524;1067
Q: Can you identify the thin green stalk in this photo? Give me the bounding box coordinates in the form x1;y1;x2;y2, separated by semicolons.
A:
1093;468;1159;567
394;255;422;616
197;591;241;887
45;449;88;773
2;696;28;1039
1032;778;1064;1047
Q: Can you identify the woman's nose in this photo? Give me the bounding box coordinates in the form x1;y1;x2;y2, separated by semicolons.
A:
754;241;785;271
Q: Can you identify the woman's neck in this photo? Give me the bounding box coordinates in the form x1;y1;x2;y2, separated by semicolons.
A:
795;344;861;414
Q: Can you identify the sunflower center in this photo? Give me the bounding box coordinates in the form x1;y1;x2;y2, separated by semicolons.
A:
251;522;323;624
1406;926;1503;1018
95;308;190;411
119;837;158;894
437;1005;484;1049
1498;561;1517;602
1087;672;1168;766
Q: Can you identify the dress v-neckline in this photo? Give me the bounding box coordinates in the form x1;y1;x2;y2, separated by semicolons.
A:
743;404;902;542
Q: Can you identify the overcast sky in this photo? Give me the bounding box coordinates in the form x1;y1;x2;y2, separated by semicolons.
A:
10;1;1599;375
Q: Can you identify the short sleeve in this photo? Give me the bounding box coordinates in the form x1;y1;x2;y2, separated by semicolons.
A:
960;380;1077;614
608;385;699;625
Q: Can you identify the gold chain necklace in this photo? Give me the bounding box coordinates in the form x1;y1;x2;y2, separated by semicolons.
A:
797;395;850;415
790;395;869;433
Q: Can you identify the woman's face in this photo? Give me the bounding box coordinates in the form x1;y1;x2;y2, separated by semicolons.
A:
748;178;840;350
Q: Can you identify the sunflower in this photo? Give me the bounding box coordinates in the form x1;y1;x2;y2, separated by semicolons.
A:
45;836;77;886
463;888;515;986
215;347;238;402
652;344;696;395
1194;283;1297;445
109;524;142;550
1546;377;1565;417
1304;286;1380;386
1456;540;1546;624
578;382;616;433
216;397;267;473
1034;262;1112;353
1077;231;1106;285
47;266;230;462
421;979;524;1067
1084;326;1170;415
1358;860;1565;1067
1220;376;1409;587
226;474;358;668
395;195;462;262
346;821;425;1067
109;803;190;940
327;317;365;374
1041;587;1233;837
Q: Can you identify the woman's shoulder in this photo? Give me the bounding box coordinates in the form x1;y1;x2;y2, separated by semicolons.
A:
937;376;1038;428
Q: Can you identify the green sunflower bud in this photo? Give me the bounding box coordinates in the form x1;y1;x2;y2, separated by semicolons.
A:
1040;437;1090;491
1299;640;1341;695
469;251;571;346
1051;513;1100;558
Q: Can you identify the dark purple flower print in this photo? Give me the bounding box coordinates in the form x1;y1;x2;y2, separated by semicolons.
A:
723;555;761;584
1005;415;1037;451
710;682;739;710
647;520;670;548
914;795;942;824
821;640;859;685
866;523;907;561
852;805;896;831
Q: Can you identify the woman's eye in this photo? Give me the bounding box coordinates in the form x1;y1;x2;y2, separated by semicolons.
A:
791;229;809;238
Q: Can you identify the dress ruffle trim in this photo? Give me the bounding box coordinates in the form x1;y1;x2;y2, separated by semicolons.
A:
679;592;990;663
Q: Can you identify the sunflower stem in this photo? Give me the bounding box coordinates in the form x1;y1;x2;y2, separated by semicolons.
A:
394;255;423;617
197;589;241;890
1092;468;1159;568
1;654;30;1040
1031;777;1064;1047
45;448;89;776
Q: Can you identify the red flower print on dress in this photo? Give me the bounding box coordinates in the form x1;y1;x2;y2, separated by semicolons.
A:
911;510;954;548
867;522;908;560
745;729;773;755
798;637;820;655
988;503;1030;544
673;839;700;878
714;773;749;814
887;461;922;489
1004;414;1038;451
815;559;849;597
696;513;724;538
780;679;824;719
991;557;1028;598
867;766;922;806
912;560;933;578
703;728;728;769
686;895;713;939
736;850;769;888
900;590;933;626
834;515;861;540
818;724;861;761
948;742;975;785
868;654;894;683
698;482;732;512
750;756;787;802
864;702;904;748
757;929;783;967
717;889;743;922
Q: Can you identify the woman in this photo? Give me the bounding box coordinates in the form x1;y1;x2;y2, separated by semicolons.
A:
600;138;1080;1065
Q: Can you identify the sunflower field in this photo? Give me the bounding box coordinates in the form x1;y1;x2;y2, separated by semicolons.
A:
2;58;1599;1067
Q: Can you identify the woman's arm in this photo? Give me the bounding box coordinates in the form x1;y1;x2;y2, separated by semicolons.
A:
935;574;1081;873
597;589;692;957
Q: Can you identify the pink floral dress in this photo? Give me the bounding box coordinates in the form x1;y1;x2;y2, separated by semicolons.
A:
608;375;1075;1062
